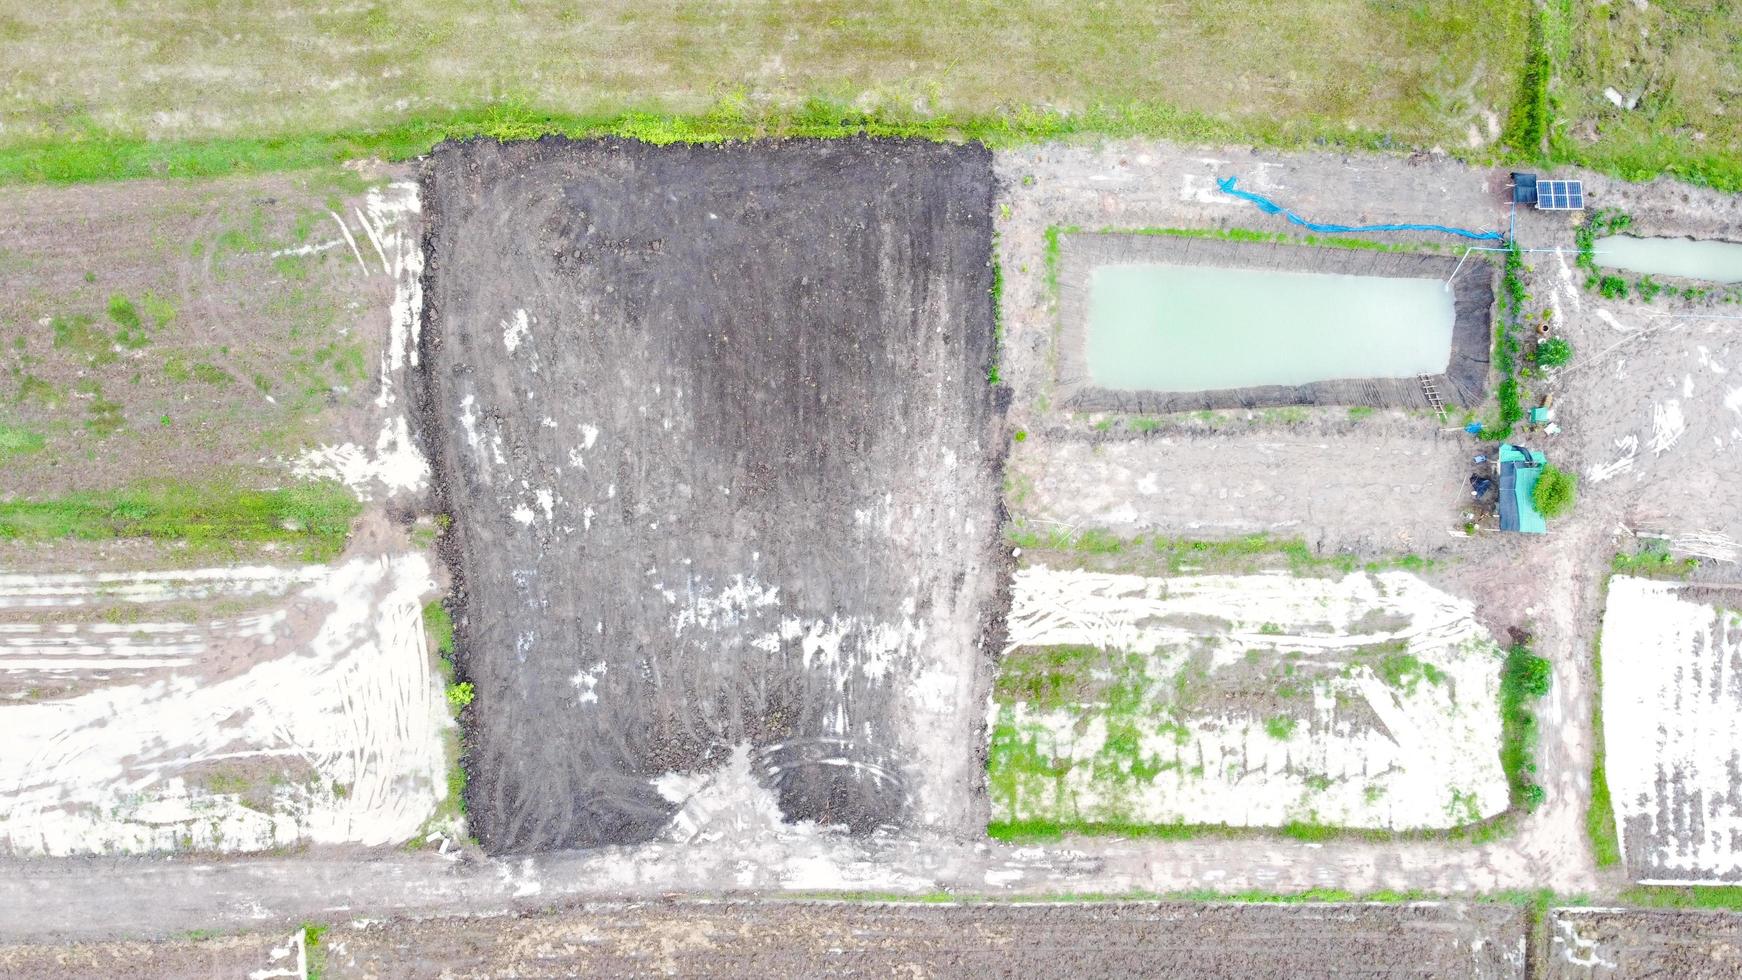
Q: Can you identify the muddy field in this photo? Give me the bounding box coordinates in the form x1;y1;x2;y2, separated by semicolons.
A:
418;137;1006;852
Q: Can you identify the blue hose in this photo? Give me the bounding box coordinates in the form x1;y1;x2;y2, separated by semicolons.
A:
1217;176;1506;242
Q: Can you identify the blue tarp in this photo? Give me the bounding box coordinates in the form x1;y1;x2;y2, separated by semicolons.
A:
1216;176;1506;242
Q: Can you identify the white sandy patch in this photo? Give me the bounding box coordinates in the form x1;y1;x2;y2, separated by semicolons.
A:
291;416;429;500
996;567;1508;831
288;182;430;499
0;555;449;855
1602;577;1742;880
0;565;329;610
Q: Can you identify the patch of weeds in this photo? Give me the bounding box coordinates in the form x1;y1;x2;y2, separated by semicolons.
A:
302;923;328;980
1611;540;1697;579
0;422;45;461
1634;275;1662;303
446;681;475;708
164;354;235;386
1347;406;1375;421
51;313;116;366
1280;820;1336;842
1264;716;1296;740
0;478;360;561
1597;275;1628;300
106;293;150;349
1533;337;1571;367
142;290;177;329
1574;209;1633;278
1375;651;1446;693
1128;417;1161;433
80;383;125;436
1012;428;1027;443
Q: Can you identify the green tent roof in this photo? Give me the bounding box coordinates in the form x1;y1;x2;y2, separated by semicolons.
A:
1498;443;1547;534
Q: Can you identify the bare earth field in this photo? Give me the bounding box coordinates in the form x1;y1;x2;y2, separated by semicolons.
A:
418;137;1005;851
0;900;1529;980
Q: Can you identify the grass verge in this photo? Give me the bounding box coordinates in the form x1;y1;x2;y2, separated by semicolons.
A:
0;478;359;560
414;599;470;842
0;99;1423;187
1587;626;1621;869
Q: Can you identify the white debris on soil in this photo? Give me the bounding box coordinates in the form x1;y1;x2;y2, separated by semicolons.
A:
1601;577;1742;880
0;555;449;856
290;181;431;500
1649;400;1687;454
1587;435;1639;484
994;567;1509;831
649;745;929;892
502;309;530;353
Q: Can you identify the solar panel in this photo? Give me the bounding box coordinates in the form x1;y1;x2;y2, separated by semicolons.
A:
1535;179;1585;211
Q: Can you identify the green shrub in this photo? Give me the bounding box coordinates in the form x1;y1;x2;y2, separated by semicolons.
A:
446;681;475;709
1635;276;1662;302
1534;337;1572;367
1598;275;1628;300
1533;465;1577;519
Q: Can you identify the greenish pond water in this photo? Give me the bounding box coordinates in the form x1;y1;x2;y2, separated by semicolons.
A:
1594;235;1742;284
1085;263;1456;392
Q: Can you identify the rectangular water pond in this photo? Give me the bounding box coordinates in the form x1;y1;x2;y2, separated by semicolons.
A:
1054;234;1494;413
1086;264;1455;392
1594;235;1742;284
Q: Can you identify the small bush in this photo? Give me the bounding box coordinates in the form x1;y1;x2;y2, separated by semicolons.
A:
1533;465;1577;519
1534;337;1572;367
1598;275;1628;300
446;681;474;709
1636;276;1662;303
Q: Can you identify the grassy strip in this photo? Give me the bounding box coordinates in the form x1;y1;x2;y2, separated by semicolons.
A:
0;98;1414;187
988;234;1005;385
1006;526;1430;577
1500;643;1552;812
1587;626;1622;869
0;478;359;561
1480;242;1527;440
796;887;1558;905
1503;4;1551;158
414;600;470;841
1617;886;1742;910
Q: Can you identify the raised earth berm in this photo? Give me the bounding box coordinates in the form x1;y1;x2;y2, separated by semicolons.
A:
417;137;1006;852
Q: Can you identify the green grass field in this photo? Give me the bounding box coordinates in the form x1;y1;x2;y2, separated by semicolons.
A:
0;1;1531;181
1554;0;1742;190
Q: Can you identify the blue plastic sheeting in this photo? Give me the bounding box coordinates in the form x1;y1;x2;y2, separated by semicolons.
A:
1217;176;1506;242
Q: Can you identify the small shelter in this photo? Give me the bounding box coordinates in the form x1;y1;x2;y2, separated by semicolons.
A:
1498;443;1548;534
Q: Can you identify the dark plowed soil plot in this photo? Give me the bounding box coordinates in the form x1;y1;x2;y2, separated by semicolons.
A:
316;900;1526;979
418;137;1005;852
1546;908;1742;979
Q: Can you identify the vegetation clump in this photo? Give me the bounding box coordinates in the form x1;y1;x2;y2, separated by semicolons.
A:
1532;465;1577;519
1500;642;1552;811
1533;337;1571;367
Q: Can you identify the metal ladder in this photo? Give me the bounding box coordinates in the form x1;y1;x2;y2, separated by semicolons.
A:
1418;375;1447;422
